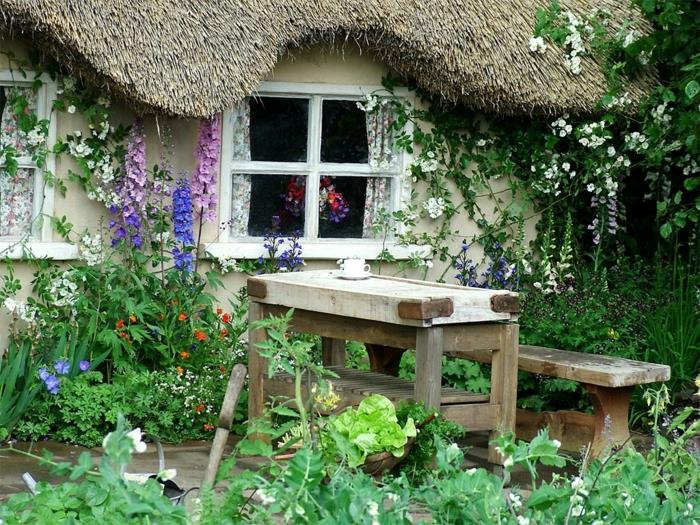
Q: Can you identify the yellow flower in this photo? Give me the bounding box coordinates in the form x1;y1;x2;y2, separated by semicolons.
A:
607;328;619;340
314;382;341;411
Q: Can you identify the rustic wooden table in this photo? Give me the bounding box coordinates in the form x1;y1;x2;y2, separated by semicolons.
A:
247;270;520;463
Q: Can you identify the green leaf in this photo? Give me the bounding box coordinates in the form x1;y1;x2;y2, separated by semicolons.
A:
660;222;672;238
685;80;700;100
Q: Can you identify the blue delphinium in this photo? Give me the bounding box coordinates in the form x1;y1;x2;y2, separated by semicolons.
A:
454;243;481;287
54;359;70;375
171;177;194;272
277;230;304;272
38;367;61;395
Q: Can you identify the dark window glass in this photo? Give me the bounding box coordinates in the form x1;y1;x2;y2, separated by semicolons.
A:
249;97;308;162
247;174;305;236
318;176;389;238
321;100;368;164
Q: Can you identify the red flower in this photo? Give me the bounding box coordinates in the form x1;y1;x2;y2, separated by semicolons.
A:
219;365;226;374
216;307;223;315
119;332;130;341
115;319;125;329
221;313;231;323
194;330;207;342
178;313;187;321
203;423;215;431
194;403;205;413
219;328;229;339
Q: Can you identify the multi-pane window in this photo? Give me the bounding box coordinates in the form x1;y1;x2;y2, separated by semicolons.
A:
223;85;405;243
0;84;40;238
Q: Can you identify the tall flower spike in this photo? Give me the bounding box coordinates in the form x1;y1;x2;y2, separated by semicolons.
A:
192;115;221;223
112;119;147;247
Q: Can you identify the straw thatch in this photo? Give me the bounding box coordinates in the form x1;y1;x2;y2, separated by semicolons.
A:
0;0;655;117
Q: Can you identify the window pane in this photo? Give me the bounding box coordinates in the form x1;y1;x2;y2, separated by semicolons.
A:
0;168;34;237
318;176;391;239
249;97;308;162
321;100;368;164
1;86;38;157
245;174;306;236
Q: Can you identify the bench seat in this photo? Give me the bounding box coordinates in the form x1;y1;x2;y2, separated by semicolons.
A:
463;345;671;456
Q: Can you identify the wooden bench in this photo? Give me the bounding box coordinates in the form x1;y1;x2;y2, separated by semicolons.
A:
463;345;671;456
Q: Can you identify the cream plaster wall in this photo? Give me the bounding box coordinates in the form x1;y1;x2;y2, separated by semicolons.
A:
0;39;537;348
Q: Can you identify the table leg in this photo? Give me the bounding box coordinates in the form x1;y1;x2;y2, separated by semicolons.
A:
321;337;346;367
488;323;519;464
414;327;443;410
247;301;268;439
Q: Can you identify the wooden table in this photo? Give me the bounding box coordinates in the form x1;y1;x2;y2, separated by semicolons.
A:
247;270;519;463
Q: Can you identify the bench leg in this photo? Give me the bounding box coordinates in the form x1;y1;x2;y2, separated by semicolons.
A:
488;323;519;464
247;301;269;442
585;384;633;457
321;337;346;367
414;327;443;411
365;344;407;376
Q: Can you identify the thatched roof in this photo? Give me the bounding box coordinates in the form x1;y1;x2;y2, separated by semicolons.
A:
0;0;655;117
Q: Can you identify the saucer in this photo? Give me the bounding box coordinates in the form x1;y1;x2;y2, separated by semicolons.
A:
337;272;372;280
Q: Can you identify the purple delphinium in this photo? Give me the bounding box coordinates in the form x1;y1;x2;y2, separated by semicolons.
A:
54;359;70;375
112;119;147;247
192;116;221;223
172;247;193;273
79;360;91;372
454;242;518;291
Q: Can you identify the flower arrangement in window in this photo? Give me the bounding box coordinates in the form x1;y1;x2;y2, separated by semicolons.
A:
280;175;349;224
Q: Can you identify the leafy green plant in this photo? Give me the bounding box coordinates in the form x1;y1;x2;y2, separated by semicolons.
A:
0;339;40;440
322;394;417;468
0;415;187;524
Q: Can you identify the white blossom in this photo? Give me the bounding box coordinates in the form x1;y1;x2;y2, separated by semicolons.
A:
67;105;76;114
126;428;148;453
79;233;104;266
528;36;547;54
423;197;446;219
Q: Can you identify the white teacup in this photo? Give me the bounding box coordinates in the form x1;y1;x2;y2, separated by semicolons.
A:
340;257;371;277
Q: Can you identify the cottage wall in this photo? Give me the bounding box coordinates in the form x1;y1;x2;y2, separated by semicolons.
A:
0;38;536;347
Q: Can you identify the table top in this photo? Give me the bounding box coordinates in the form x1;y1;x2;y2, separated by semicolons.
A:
247;270;518;327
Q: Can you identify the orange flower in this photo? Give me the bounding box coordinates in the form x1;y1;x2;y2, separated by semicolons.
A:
194;330;207;342
129;314;137;323
216;307;223;315
219;365;226;374
203;423;215;431
176;366;184;375
219;328;229;338
221;313;231;323
178;313;187;321
179;351;190;359
194;403;205;413
115;319;125;329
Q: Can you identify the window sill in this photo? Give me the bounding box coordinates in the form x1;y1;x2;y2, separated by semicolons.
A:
0;241;79;260
203;241;430;261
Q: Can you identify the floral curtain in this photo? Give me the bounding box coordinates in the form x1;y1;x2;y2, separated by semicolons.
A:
0;168;34;237
362;100;396;238
230;99;252;237
0;86;37;156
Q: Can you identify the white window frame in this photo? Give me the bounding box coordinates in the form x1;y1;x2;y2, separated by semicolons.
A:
207;81;427;261
0;70;76;259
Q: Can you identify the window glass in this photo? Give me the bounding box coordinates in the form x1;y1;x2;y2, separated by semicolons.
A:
249;97;308;162
321;100;368;164
247;174;306;236
318;175;391;239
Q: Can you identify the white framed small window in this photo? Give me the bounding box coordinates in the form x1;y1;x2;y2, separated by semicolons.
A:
209;81;424;260
0;70;71;258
